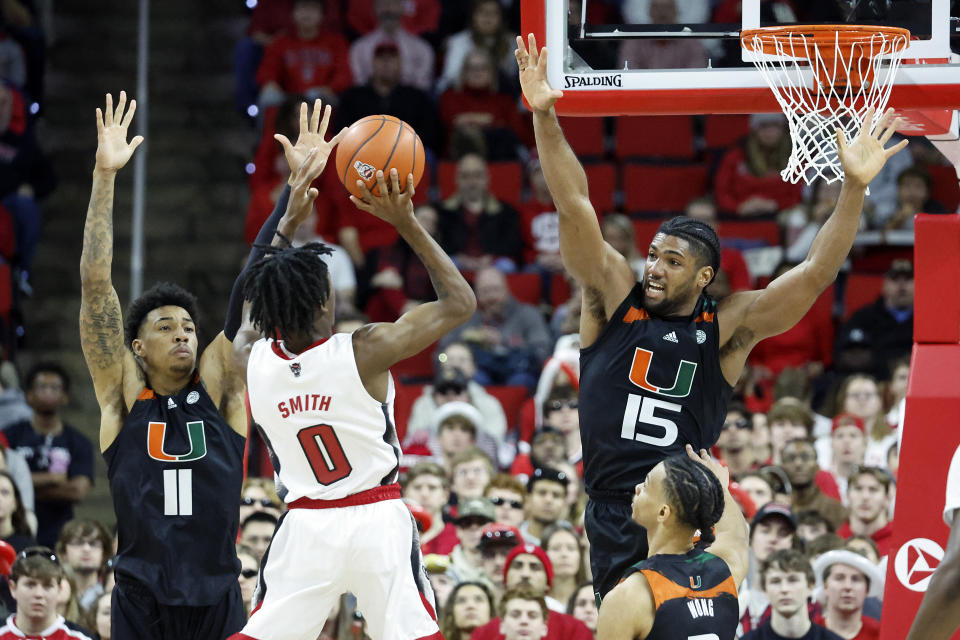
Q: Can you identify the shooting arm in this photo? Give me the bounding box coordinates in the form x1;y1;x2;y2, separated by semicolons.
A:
354;201;476;375
706;480;751;587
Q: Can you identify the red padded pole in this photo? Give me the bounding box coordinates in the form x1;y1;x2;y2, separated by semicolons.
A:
914;213;960;344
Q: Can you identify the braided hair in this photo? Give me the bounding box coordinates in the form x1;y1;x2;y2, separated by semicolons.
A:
662;454;726;545
242;242;333;340
656;216;721;283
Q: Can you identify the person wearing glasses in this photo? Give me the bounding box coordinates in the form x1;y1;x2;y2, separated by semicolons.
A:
235;545;259;618
54;519;111;613
0;547;93;639
716;403;758;477
484;474;526;529
477;523;523;601
237;478;283;525
836;466;894;557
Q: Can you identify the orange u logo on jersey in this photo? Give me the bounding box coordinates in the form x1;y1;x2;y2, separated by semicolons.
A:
628;348;697;398
147;421;207;462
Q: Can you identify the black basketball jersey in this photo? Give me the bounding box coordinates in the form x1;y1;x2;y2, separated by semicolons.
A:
623;548;739;640
104;375;245;606
579;284;732;497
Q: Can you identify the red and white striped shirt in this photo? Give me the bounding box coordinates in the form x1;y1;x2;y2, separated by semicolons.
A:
0;615;94;640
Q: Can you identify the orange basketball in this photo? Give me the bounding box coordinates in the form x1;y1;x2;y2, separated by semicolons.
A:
335;115;425;199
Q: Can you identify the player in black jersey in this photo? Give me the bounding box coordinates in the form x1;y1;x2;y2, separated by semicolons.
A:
78;93;343;640
515;34;909;598
597;445;749;640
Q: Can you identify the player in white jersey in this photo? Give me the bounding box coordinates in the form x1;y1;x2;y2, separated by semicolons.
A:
906;443;960;640
228;122;477;639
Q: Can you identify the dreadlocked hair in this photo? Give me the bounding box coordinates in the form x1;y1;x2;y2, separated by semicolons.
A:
656;216;721;282
242;242;333;340
662;454;726;546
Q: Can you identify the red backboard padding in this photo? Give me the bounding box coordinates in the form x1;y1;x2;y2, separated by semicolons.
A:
615;115;696;160
881;343;960;640
584;162;617;213
914;214;960;343
927;164;960;213
623;164;709;213
393;383;425;443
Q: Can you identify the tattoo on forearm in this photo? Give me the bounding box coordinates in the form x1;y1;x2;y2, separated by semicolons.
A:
80;292;124;369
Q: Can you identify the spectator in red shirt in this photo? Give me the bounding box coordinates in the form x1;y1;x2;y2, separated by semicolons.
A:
0;547;92;639
836;467;894;557
498;587;549;640
715;113;804;217
439;48;524;161
470;545;593;639
346;0;440;37
256;0;352;108
825;414;867;503
403;462;459;555
813;550;882;640
517;159;563;274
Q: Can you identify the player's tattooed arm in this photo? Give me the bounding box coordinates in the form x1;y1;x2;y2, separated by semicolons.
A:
349;169;476;378
80;93;142;402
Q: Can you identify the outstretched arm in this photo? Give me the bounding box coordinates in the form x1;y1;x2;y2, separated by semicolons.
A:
351;170;476;378
717;109;908;372
687;445;750;587
79;92;143;433
516;35;634;323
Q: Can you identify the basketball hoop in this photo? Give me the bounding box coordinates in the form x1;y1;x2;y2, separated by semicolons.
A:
741;25;910;185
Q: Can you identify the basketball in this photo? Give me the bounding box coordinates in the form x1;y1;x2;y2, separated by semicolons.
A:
335;115;425;199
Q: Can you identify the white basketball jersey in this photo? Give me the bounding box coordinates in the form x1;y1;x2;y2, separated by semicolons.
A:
247;334;401;502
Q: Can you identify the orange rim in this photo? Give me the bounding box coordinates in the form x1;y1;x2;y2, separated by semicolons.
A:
741;24;910;58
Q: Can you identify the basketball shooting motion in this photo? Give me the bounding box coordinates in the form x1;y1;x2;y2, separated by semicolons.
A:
228;115;475;638
515;33;909;599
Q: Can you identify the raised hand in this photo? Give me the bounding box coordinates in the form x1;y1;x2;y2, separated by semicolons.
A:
282;147;326;228
838;107;909;188
685;444;730;489
515;33;564;113
350;168;416;228
274;99;347;179
95;91;143;173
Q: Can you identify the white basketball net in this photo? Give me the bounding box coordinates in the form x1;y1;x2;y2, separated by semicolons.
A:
742;27;910;185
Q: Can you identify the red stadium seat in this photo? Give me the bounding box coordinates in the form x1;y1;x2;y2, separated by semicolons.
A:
716;220;781;246
391;341;438;383
559;116;606;157
549;273;572;307
485;385;530;434
843;274;884;320
927;164;960;213
632;218;669;253
614;115;696;160
487;162;523;207
437;161;523;207
703;114;751;149
622;164;709;213
584;162;617;213
506;272;543;305
393;383;425;443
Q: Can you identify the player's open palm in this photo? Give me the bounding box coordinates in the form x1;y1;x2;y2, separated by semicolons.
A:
351;168;415;227
516;33;563;113
95;91;143;173
275;99;346;177
838;106;909;187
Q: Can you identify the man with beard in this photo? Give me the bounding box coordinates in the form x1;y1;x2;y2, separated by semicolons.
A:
515;32;908;598
782;439;848;531
2;363;93;548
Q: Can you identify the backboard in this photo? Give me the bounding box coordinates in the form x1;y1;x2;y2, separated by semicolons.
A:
520;0;960;122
